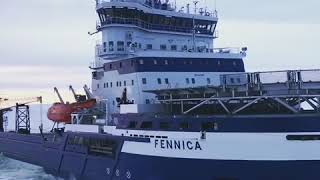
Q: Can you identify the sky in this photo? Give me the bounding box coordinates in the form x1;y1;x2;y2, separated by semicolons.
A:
0;0;320;103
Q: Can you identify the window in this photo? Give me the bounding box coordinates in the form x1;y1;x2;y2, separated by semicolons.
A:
103;42;107;52
179;122;189;130
116;82;119;87
237;78;241;83
164;60;168;65
153;60;158;65
230;78;234;84
106;82;109;88
165;78;169;84
97;84;100;89
186;78;190;84
139;59;144;65
142;78;147;84
157;78;162;84
131;80;134;86
146;44;153;50
146;99;150;104
128;121;138;128
160;122;170;130
124;81;126;86
201;122;216;131
104;83;106;88
191;78;196;84
109;41;114;51
182;45;188;51
109;64;112;69
119;81;122;87
171;45;177;51
141;121;153;129
117;41;125;51
287;135;320;141
207;78;211;84
127;41;131;47
233;61;237;66
160;44;167;50
110;82;113;88
119;62;122;68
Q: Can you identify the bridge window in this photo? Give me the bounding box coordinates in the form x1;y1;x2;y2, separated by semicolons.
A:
171;45;177;51
117;41;125;51
141;121;153;129
157;78;162;84
160;44;167;50
165;78;169;84
103;42;107;52
142;78;147;84
109;41;114;51
146;44;153;50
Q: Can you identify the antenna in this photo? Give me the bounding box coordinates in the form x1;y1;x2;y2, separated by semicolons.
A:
214;0;217;11
193;1;199;14
186;4;190;14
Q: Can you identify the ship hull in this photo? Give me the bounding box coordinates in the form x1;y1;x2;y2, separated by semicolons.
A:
1;131;320;180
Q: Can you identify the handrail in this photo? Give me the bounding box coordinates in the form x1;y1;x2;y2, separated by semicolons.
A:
99;17;214;35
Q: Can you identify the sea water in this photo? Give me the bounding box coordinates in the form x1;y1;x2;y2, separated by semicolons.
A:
0;105;61;180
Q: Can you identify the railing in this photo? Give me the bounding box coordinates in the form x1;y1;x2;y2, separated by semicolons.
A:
96;46;245;57
99;17;214;35
97;0;218;18
221;69;320;88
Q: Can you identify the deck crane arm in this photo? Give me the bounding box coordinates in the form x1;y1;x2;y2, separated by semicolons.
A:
83;85;94;100
54;87;65;104
69;85;78;101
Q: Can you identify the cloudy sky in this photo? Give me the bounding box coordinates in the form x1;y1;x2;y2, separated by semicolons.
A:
0;0;319;103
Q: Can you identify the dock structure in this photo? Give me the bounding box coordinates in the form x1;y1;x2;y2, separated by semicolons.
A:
145;69;320;115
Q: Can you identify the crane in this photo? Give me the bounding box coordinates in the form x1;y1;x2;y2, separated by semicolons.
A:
54;87;64;104
69;85;87;102
0;96;42;134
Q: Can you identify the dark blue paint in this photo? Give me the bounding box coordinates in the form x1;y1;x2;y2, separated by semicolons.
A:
100;57;245;75
115;114;320;133
0;115;320;180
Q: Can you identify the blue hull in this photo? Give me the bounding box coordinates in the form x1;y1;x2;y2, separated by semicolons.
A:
0;132;320;180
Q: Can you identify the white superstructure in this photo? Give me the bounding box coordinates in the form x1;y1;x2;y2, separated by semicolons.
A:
91;0;247;114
